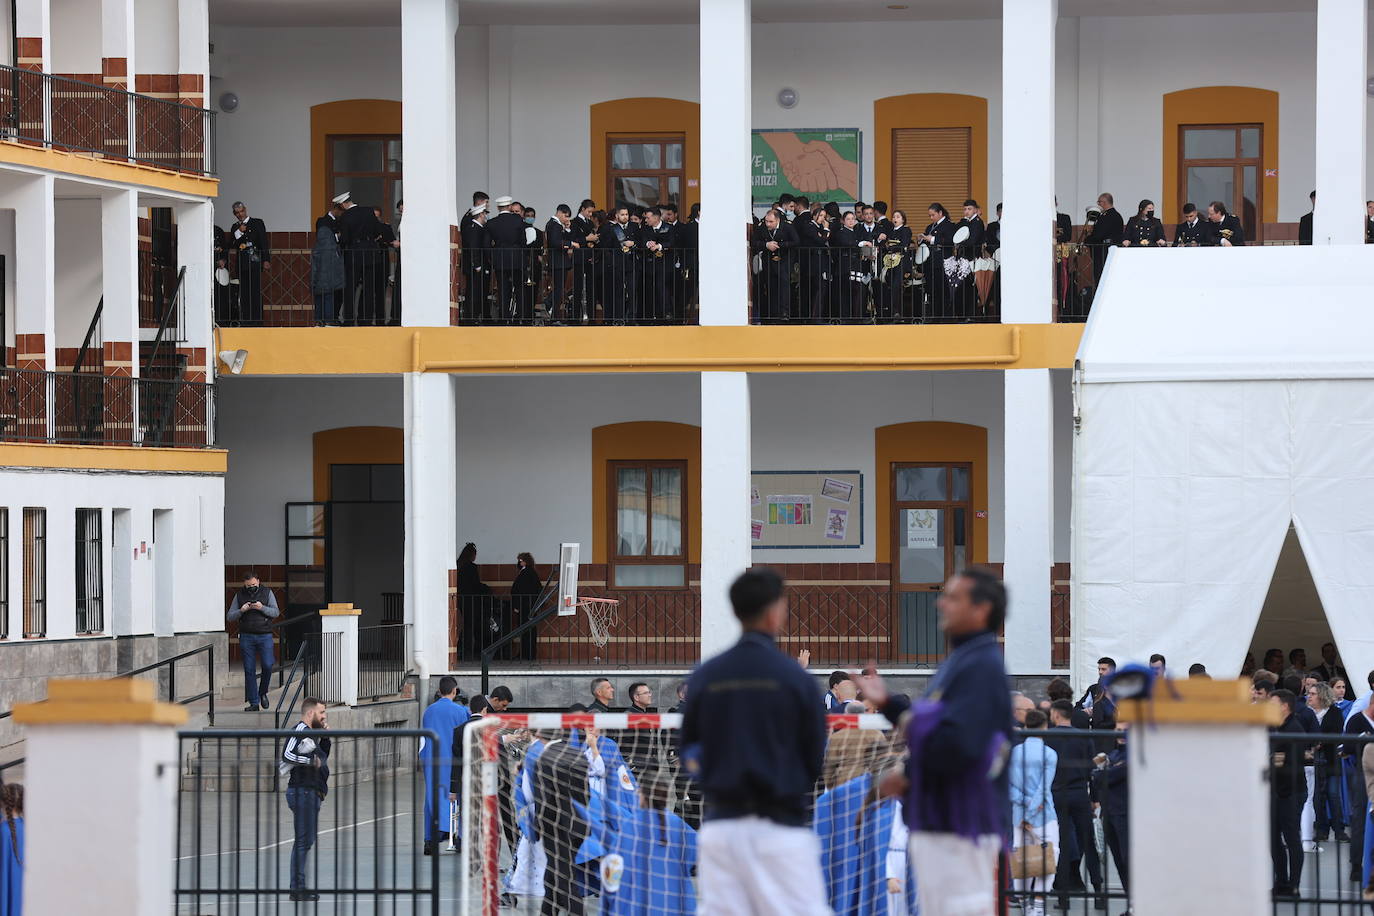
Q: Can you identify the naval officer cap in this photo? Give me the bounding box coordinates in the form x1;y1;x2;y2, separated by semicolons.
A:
469;205;488;216
493;195;514;208
332;191;351;205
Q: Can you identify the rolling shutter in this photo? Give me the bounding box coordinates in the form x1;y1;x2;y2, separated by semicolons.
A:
892;127;972;217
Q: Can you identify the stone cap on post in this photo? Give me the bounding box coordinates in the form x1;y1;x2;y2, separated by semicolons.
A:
320;602;362;616
11;678;189;726
1116;678;1282;726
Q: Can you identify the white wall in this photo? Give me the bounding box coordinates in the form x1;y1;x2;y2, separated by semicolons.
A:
217;376;403;562
51;0;102;73
0;468;223;640
54;198;102;350
208;25;402;228
135;0;180;73
1;211;16;351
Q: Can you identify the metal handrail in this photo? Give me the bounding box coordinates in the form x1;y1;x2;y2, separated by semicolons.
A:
272;640;311;730
478;570;560;695
143;265;186;374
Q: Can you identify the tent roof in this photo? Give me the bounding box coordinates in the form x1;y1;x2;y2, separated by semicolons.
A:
1076;245;1374;383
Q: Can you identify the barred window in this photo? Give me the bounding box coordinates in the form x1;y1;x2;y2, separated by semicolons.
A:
22;507;45;637
75;508;104;634
0;508;8;639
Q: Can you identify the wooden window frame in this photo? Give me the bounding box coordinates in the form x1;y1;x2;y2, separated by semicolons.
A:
1178;123;1264;243
326;134;403;214
608;459;689;589
606;135;686;212
889;461;974;591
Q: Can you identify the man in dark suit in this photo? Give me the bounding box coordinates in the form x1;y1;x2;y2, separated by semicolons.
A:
639;206;676;323
228;201;270;324
597;207;639;324
569;199;599;323
751;208;797;323
544;205;574;323
1083;192;1123;284
485;196;527;324
921;203;957;321
953;199;987;319
520;205;543;321
532;728;592;916
1173;203;1208;246
336;194;386;323
459;205;489;324
794;203;824;320
1298;190;1315;245
1205;200;1245;246
1054;197;1073;244
659;202;686;321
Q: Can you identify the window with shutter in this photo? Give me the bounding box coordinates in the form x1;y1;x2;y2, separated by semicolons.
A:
892;127;972;217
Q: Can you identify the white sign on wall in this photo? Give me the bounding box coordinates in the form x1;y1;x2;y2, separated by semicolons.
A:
905;508;939;549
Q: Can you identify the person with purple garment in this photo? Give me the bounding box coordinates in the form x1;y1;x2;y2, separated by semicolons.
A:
860;567;1013;916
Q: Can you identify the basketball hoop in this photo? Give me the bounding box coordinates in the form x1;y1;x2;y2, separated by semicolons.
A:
577;596;619;649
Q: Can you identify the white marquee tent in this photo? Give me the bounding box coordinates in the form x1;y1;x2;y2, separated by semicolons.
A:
1071;245;1374;688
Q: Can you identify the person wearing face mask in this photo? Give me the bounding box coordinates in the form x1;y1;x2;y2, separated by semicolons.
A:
227;572;281;711
1173;203;1207;247
520;206;544;323
1120;199;1165;248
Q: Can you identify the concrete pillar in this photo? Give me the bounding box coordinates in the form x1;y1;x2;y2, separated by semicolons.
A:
320;602;361;706
1313;0;1368;245
13;678;186;915
1121;679;1279;915
699;371;751;658
176;199;214;375
15;0;50;72
102;0;135;89
697;0;750;326
1000;0;1057;323
404;371;457;676
401;0;459;327
1003;368;1053;673
12;174;55;369
102;188;139;440
176;0;208;105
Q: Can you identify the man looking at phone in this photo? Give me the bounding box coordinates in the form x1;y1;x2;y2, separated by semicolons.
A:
228;571;280;711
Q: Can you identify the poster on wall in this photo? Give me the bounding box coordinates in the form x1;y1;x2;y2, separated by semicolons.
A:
905;508;940;549
752;129;862;215
751;470;862;549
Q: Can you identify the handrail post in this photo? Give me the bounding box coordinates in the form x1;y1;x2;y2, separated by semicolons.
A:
206;644;215;725
167;661;176;705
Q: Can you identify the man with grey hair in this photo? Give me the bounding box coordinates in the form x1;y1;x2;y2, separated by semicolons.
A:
228;201;270;324
589;677;616;713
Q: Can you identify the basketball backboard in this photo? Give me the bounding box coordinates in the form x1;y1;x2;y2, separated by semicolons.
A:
557;542;580;616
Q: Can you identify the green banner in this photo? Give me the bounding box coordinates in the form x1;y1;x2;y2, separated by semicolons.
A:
751;129;861;208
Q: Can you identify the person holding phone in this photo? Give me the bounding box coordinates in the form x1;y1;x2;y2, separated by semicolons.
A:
227;571;280;711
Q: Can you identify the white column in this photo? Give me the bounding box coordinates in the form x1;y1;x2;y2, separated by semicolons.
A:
12;174;56;368
486;25;512;198
1000;0;1057;323
1003;369;1053;673
1125;684;1276;916
699;372;751;659
102;189;140;367
102;0;136;80
15;679;185;915
698;0;751;326
176;200;214;358
404;372;457;676
1313;0;1368;245
321;604;361;707
176;0;209;86
401;0;459;327
15;0;50;71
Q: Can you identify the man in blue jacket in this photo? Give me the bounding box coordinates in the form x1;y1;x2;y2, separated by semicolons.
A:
679;568;829;915
420;676;470;855
863;567;1012;916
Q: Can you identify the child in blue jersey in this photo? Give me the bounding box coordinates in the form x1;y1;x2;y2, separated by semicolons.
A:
0;783;22;916
601;771;698;916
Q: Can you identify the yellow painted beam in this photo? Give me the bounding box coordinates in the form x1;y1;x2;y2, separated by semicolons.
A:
0;442;227;473
0;140;219;196
217;323;1083;376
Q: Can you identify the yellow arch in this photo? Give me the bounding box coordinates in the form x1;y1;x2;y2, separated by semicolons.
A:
873;93;988;213
874;421;989;563
1162;86;1278;225
591;420;701;564
312;425;403;502
589;98;701;214
310;99;403;226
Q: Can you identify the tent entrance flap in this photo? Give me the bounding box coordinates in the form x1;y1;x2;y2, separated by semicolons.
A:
1247;525;1335;680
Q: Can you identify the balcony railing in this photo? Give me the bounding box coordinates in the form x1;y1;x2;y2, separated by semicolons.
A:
0;367;215;448
0;64;215;176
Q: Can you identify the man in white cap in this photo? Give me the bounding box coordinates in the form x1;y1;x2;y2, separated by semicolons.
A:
318;192;348;234
485;196;526;324
336;190;386;324
460;203;490;323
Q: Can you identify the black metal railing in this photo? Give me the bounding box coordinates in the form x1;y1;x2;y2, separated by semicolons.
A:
0;366;215;447
219;246;401;327
0;64;215;175
358;623;410;701
176;728;441;911
459;245;698;325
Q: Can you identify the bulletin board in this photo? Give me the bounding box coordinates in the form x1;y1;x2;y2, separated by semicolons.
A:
751;470;863;549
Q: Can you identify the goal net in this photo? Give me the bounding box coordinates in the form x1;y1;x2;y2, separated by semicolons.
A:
456;711;904;915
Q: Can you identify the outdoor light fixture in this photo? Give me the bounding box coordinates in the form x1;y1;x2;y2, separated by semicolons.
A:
219;91;239;112
218;349;248;374
777;87;798;109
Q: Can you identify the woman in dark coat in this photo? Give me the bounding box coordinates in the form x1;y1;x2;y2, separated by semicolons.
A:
456;542;492;660
510;552;543;661
311;224;345;324
829;211;863;323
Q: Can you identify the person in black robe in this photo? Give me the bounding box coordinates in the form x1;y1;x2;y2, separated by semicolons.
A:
829;211;864;323
510;552;543;662
1083;193;1123;284
485;198;528;324
1055;198;1073;245
639;206;676;323
519;205;543;322
597;207;639;324
951;199;986;320
544;206;574;323
370;207;396;322
1173;203;1209;247
681;203;700;317
1205;201;1245;246
795;207;827;323
984;202;1003;320
751;208;798;323
228;201;270;325
920;203;956;322
1120;199;1166;248
877;209;913;322
337;196;386;324
459;206;490;324
1298;191;1315;245
456;541;493;661
567;201;599;323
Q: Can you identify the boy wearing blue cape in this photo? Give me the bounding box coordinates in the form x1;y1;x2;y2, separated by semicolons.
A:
0;783;21;916
599;771;698;916
420;676;470;855
814;757;919;916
